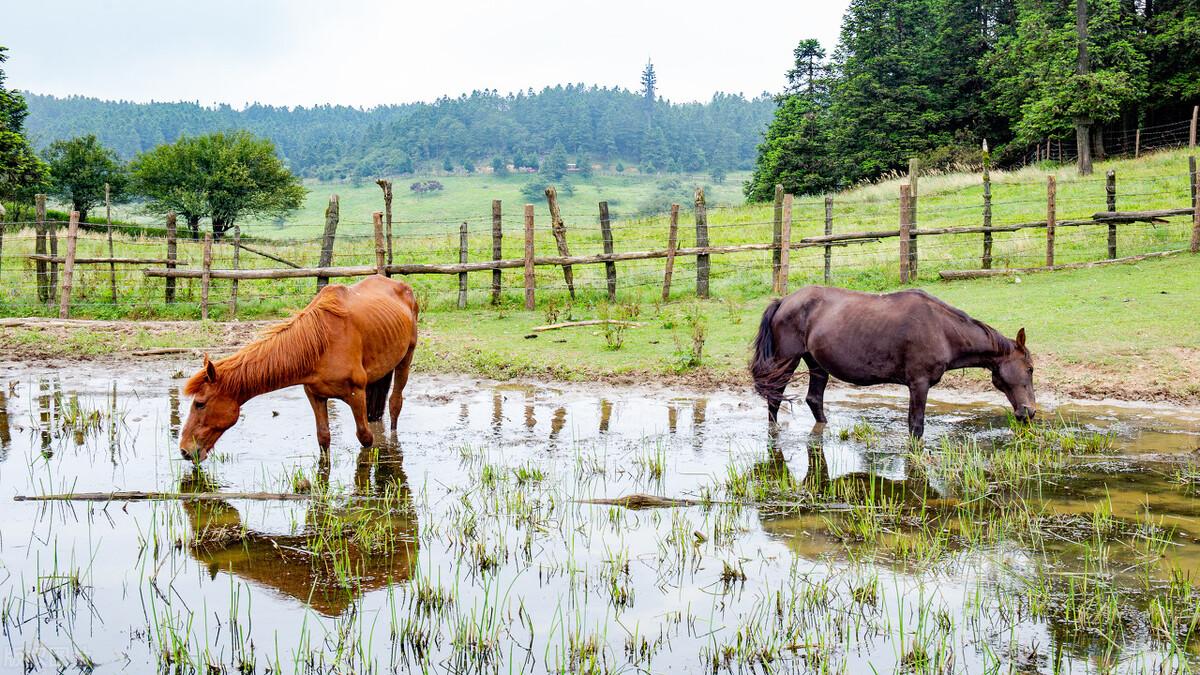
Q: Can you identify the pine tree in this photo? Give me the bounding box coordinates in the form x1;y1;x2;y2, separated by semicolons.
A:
640;60;657;105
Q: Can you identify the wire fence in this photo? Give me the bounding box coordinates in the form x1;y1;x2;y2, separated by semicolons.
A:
1;154;1197;321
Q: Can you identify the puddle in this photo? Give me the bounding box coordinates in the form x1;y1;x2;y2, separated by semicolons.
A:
1;364;1198;673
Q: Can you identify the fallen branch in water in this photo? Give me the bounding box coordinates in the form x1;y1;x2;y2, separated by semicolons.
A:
14;490;320;503
130;347;227;356
530;319;643;333
576;493;701;509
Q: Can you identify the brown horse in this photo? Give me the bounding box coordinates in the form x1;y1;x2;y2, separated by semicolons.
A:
180;275;418;461
751;286;1035;438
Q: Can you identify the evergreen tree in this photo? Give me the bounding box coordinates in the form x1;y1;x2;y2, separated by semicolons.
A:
0;45;48;206
543;142;569;180
640;60;657;105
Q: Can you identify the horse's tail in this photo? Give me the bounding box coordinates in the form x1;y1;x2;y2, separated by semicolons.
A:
750;298;798;404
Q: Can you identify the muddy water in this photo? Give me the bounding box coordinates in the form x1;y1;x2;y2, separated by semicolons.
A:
0;364;1198;673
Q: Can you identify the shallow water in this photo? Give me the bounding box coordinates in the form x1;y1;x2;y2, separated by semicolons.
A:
1;364;1198;673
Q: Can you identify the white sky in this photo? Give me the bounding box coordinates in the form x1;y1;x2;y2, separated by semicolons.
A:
4;0;849;108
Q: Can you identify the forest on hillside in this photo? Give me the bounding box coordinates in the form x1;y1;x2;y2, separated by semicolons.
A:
22;74;774;181
745;0;1200;199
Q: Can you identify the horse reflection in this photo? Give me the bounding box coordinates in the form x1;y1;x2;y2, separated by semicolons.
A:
180;434;418;617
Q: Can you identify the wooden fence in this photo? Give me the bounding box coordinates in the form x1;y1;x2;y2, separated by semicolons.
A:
11;158;1200;319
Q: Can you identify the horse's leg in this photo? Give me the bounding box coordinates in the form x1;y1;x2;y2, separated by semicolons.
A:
344;385;375;448
907;380;930;439
766;358;801;428
389;346;415;430
802;356;829;425
304;385;332;450
365;371;393;423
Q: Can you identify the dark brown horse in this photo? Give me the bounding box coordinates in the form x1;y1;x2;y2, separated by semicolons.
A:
751;286;1035;437
180;275;418;461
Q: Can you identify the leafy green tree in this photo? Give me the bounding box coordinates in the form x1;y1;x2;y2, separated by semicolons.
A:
198;132;306;237
1141;0;1200;109
42;134;128;222
491;156;509;176
129;135;210;238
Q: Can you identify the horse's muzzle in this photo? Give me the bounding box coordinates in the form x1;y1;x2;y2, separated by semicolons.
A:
1015;405;1037;422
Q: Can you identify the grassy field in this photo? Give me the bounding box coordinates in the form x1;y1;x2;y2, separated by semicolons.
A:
2;148;1197;401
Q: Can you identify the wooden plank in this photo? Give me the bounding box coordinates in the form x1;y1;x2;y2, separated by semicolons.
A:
776;194;793;294
1091;208;1192;222
531;320;642;333
695;187;709;298
234;240;301;269
318;195;339;290
373;211;385;275
28;255;185;265
599;200;616;301
662;203;680;301
523;204;535;310
899;184;912;284
57;211;80;319
201;233;212;321
939;250;1185;280
491;199;502;305
457;221;468;309
165;212;177;303
1046;176;1057;266
544;186;575;299
1106;170;1117;259
823;196;833;284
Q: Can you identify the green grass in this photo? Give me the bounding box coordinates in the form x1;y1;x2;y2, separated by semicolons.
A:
2;148;1197;400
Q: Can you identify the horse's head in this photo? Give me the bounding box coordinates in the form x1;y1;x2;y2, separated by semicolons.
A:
992;327;1036;422
180;355;241;462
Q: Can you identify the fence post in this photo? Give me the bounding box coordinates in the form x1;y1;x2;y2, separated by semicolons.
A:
523;204;535;310
1046;175;1057;267
1106;170;1117;259
376;179;394;271
491;200;502;305
899;185;912;284
318;195;339;290
823;196;833;285
1190;156;1197;216
771;184;783;280
599;201;616;302
695;187;709;298
982;141;993;269
1134;129;1141;158
373;211;386;275
908;157;920;279
0;203;5;277
776;194;793;295
201;233;213;321
544;186;575;299
458;221;468;309
35;194;47;304
165;212;177;303
1192;167;1200;254
1191;105;1198;149
57;211;80;319
106;182;116;303
48;206;59;306
662;203;680;301
229;225;241;317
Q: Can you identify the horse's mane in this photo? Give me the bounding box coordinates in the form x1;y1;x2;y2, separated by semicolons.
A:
898;289;1016;355
185;290;349;398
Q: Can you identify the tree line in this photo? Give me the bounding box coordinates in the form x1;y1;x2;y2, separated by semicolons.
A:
746;0;1200;200
21;69;774;181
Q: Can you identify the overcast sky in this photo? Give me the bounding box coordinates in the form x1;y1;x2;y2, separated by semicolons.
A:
4;0;849;108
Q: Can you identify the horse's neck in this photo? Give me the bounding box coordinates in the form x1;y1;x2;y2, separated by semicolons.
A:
946;319;1008;371
218;331;323;404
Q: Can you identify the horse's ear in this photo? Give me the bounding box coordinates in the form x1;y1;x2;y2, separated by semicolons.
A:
1016;327;1026;349
203;354;217;383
